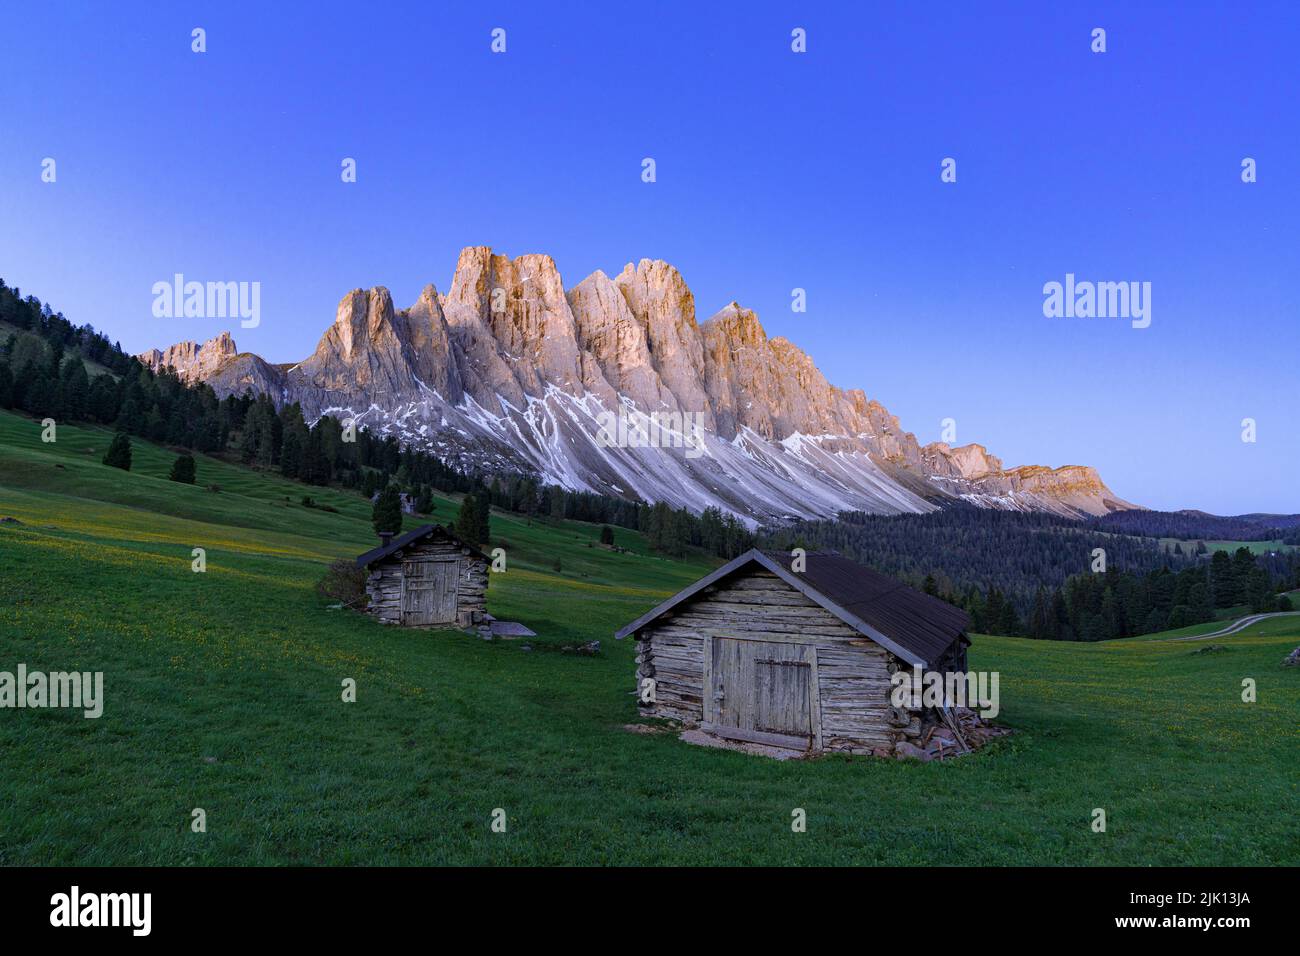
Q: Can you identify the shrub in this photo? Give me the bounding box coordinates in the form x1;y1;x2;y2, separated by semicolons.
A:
168;453;196;484
102;432;131;471
317;558;369;608
599;525;615;546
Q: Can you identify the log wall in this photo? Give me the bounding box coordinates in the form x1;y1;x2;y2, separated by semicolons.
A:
634;569;948;754
364;537;488;629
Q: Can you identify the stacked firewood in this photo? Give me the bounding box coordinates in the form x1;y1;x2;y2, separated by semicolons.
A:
888;707;1011;761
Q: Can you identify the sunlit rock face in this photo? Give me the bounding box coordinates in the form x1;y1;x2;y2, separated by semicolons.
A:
140;247;1139;524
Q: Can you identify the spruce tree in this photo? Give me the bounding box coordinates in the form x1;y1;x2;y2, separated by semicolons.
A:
455;494;480;545
60;360;89;420
1028;586;1049;639
103;432;132;471
279;426;304;479
1209;550;1235;607
476;489;491;546
997;599;1022;637
168;453;196;484
372;484;403;536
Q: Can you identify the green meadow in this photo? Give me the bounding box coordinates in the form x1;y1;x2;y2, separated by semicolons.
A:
1;409;1296;866
1161;536;1297;556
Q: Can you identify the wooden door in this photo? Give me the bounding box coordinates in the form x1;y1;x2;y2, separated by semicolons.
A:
401;559;459;626
708;638;815;749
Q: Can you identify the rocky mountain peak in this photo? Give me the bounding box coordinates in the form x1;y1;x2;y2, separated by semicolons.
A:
613;258;709;416
924;442;1004;480
139;246;1139;524
325;287;399;361
403;283;461;401
441;246;583;399
703;301;768;347
568;269;673;410
137;331;238;382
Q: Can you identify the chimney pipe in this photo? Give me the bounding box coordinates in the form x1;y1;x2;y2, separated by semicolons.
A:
379;531;393;547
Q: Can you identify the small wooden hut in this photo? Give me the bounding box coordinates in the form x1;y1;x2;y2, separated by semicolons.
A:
355;525;489;629
616;549;971;755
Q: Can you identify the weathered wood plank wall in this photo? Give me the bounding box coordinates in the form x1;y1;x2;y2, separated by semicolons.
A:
364;537;487;629
635;569;945;754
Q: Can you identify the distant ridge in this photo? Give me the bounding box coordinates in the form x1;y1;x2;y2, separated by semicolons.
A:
1092;509;1300;541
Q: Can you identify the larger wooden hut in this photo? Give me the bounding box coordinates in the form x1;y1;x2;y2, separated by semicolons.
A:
616;549;971;755
356;525;489;629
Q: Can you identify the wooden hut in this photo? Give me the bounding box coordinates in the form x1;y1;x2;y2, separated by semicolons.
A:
355;525;489;630
615;549;971;755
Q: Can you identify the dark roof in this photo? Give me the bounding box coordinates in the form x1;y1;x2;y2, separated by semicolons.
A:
614;549;969;667
355;524;488;568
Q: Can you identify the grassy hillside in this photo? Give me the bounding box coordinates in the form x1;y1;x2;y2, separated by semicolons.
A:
1;408;1296;865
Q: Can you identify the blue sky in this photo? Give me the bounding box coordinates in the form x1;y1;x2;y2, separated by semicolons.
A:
1;1;1296;514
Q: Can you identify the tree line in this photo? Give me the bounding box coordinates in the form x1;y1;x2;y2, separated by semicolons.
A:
993;549;1293;642
0;277;753;560
1089;507;1300;543
759;505;1300;640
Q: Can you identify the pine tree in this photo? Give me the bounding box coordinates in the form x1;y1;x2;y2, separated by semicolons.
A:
145;403;166;442
168;453;196;484
1231;548;1257;608
301;428;331;485
1209;550;1235;607
518;477;538;521
1050;589;1069;640
984;586;1005;634
59;359;89;420
372;484;403;536
23;367;57;417
547;485;565;523
600;525;615;546
455;494;480;544
997;599;1022;637
279;426;304;479
476;488;491;546
103;432;132;471
1028;586;1050;639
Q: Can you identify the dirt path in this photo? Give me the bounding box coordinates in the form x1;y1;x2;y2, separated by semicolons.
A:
1164;611;1300;642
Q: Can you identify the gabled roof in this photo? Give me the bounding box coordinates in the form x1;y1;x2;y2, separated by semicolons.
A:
355;524;489;568
614;549;969;667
